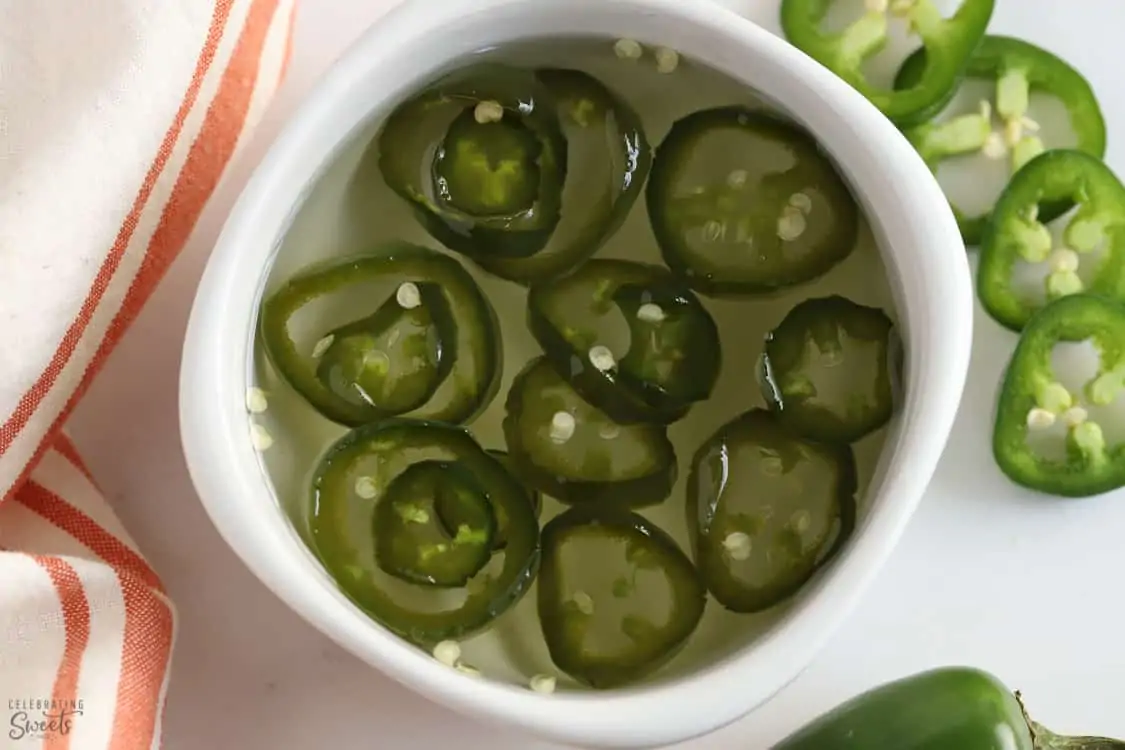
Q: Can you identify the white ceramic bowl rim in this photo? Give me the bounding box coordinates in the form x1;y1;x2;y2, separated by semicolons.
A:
179;0;973;746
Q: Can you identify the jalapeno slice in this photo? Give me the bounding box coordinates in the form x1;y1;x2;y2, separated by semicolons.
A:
978;149;1125;332
993;294;1125;498
374;460;496;588
895;36;1107;246
502;357;676;507
378;64;568;260
759;296;900;444
646;107;859;297
308;419;540;644
528;259;721;424
537;505;706;689
780;0;994;126
435;450;541;551
260;243;501;427
687;409;857;613
470;69;653;284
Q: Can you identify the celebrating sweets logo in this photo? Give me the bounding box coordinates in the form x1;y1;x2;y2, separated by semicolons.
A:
8;698;83;742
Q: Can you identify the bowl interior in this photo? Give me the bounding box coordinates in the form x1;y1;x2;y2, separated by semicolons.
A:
249;34;903;688
181;0;970;745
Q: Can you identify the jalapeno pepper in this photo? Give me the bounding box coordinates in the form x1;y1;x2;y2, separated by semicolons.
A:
308;418;540;645
502;357;677;508
780;0;994;126
260;243;501;427
378;65;649;281
775;666;1125;750
468;68;652;284
435;450;541;551
758;295;901;444
687;409;857;613
537;505;706;689
378;64;567;260
374;459;496;588
993;293;1125;498
978;149;1125;332
895;36;1107;246
528;259;721;424
646;107;859;297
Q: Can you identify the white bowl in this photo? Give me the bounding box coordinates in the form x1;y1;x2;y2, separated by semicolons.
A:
179;0;972;746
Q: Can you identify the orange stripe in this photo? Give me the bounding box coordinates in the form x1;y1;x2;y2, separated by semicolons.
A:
52;435;97;487
107;3;283;743
0;0;234;458
32;555;91;750
15;482;164;595
0;0;287;508
107;571;175;750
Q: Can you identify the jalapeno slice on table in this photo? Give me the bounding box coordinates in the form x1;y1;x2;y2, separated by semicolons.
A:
895;36;1106;245
759;295;900;444
646;107;859;297
502;357;676;507
528;259;721;424
978;149;1125;332
308;419;540;644
993;294;1125;498
537;505;705;689
779;0;993;126
260;243;501;426
687;409;857;613
469;69;653;284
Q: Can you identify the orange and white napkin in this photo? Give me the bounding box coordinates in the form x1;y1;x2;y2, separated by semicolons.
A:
1;1;295;746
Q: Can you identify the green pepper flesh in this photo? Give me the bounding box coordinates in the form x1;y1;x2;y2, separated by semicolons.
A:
538;505;705;689
528;259;721;424
895;36;1107;245
260;243;501;427
646;107;859;297
993;293;1125;498
502;357;676;507
760;295;900;443
979;149;1125;332
687;409;857;613
308;419;541;645
780;0;995;126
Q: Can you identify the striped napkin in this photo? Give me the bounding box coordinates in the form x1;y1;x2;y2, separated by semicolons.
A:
0;1;295;746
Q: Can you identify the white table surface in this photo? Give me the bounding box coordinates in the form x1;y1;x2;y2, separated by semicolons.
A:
67;1;1125;747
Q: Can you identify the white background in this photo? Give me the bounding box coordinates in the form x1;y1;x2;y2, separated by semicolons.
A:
68;1;1125;747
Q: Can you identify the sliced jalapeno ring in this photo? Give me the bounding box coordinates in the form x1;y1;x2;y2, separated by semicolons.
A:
646;107;859;297
502;357;676;508
780;0;994;126
978;149;1125;332
436;449;542;551
993;294;1125;498
309;419;541;645
374;460;496;588
759;295;900;444
470;68;653;285
528;259;721;424
260;243;501;427
687;409;857;613
378;64;568;260
538;505;706;689
315;281;454;416
895;36;1107;246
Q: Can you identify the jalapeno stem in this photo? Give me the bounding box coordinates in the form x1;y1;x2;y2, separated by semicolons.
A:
1019;693;1125;750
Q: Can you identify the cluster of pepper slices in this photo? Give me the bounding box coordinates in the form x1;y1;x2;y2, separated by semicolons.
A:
783;0;1125;499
